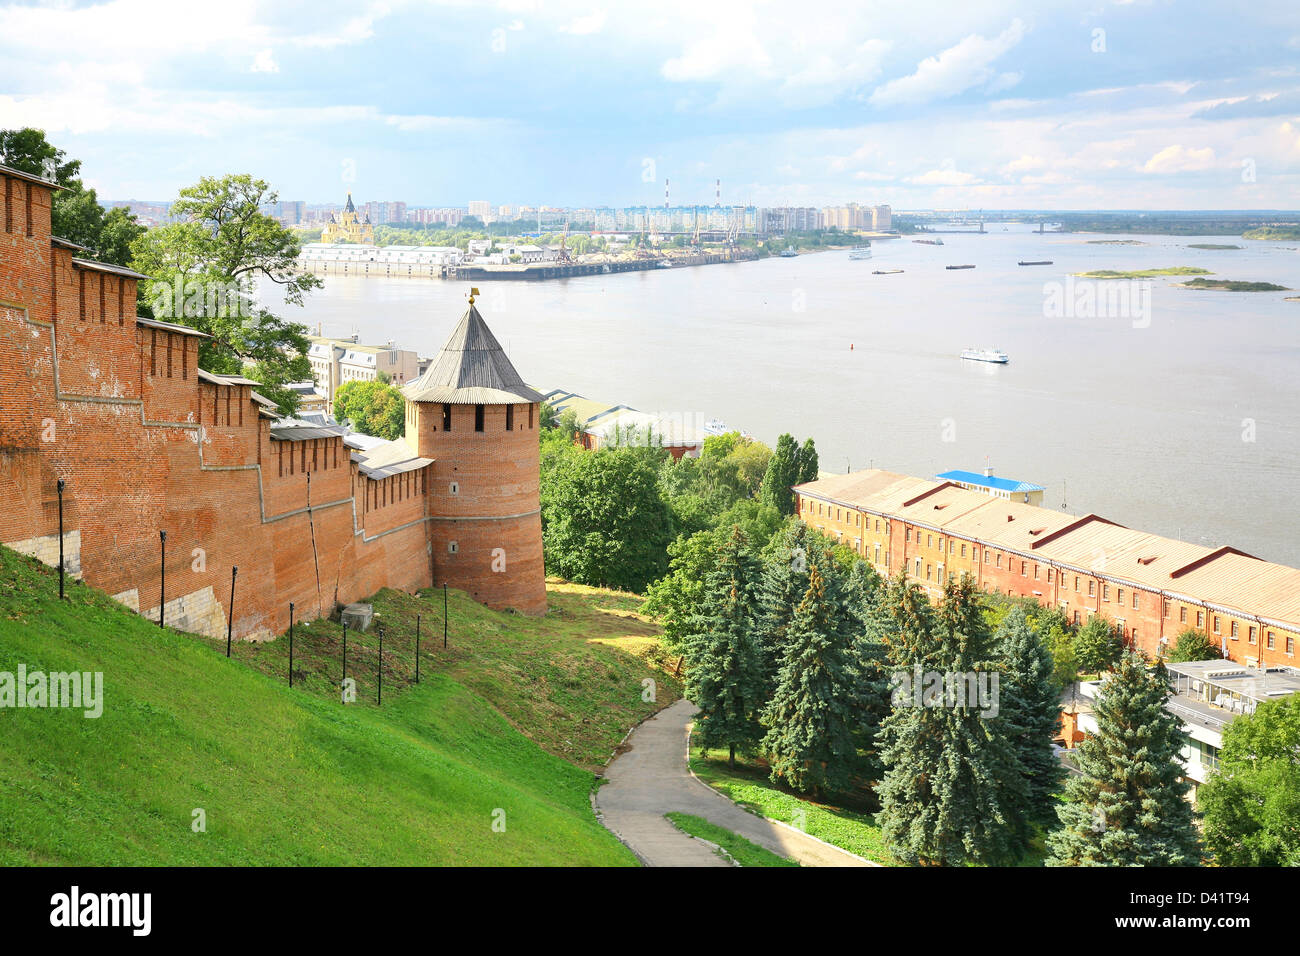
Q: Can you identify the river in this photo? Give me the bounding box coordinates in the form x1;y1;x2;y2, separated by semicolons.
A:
262;224;1300;566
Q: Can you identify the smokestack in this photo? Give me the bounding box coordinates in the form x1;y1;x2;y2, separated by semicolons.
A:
716;178;720;207
665;178;669;211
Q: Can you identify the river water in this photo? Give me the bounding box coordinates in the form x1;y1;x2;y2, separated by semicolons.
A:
264;224;1300;566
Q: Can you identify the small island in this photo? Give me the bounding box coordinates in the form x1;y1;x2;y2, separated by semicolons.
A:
1084;239;1147;245
1187;243;1241;250
1243;226;1300;240
1072;267;1211;279
1180;278;1291;292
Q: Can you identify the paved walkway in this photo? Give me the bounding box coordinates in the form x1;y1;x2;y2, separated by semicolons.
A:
595;699;874;867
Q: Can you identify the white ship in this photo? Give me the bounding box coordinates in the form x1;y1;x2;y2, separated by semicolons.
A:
848;245;872;260
961;347;1010;364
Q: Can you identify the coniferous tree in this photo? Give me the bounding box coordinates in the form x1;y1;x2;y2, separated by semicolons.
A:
760;563;867;796
996;606;1065;826
877;574;1030;865
683;528;766;767
1046;652;1201;866
755;520;831;698
759;434;801;515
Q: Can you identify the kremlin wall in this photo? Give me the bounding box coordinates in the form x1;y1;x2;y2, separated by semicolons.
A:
0;163;545;641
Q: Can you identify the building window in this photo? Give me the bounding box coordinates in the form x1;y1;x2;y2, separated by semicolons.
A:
1288;636;1295;656
995;553;1002;568
442;403;452;431
506;404;514;431
1266;631;1275;650
1133;592;1139;610
528;403;534;429
448;541;459;554
474;404;485;432
1034;564;1040;580
1230;621;1239;640
1212;616;1221;635
1021;561;1027;577
1103;584;1110;602
1073;611;1081;625
1197;610;1205;628
926;534;932;547
1248;626;1257;644
1075;576;1081;592
960;543;967;557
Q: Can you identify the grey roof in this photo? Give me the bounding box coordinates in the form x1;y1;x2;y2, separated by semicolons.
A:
51;236;90;251
352;437;434;479
0;163;60;189
402;303;543;405
72;257;150;281
270;420;347;441
139;316;211;338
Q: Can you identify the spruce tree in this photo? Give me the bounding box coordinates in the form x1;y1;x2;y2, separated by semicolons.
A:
760;563;867;796
1046;652;1201;866
877;574;1030;865
996;606;1065;826
756;520;832;699
759;434;801;515
683;527;766;767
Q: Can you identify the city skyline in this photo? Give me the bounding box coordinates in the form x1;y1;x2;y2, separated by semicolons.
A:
1;0;1297;210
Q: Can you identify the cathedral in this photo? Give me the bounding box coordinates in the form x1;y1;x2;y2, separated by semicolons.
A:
321;192;374;244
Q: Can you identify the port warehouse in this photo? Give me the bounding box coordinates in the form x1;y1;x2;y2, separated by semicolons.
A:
0;163;546;641
796;469;1300;671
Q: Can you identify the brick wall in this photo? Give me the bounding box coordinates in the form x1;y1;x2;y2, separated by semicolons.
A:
0;168;547;639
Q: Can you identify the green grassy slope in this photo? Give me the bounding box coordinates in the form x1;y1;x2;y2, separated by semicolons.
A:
0;548;673;865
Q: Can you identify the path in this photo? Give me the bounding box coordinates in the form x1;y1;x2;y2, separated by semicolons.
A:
595;698;874;867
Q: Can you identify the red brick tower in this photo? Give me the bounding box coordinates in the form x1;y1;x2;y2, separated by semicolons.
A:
404;295;547;614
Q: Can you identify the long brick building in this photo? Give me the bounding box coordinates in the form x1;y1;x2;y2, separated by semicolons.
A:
0;163;545;640
795;469;1300;669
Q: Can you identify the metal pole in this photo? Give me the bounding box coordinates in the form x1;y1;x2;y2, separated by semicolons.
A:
342;622;348;683
159;530;167;628
443;583;448;648
288;602;295;687
415;615;421;684
226;566;238;657
57;479;66;600
377;624;384;706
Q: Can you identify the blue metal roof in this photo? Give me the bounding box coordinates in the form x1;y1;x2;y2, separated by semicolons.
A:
936;469;1045;494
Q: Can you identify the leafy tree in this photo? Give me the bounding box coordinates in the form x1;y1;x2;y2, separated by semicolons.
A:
333;379;404;440
1200;696;1300;866
1165;627;1221;662
131;174;321;414
0;127;144;266
539;448;674;593
759;434;801;515
996;607;1065;825
683;528;767;767
877;575;1030;865
1046;653;1200;866
796;437;819;483
641;528;723;655
1074;615;1122;674
760;563;868;796
538;401;559;431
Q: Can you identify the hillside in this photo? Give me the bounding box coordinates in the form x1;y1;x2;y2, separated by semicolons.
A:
0;547;679;865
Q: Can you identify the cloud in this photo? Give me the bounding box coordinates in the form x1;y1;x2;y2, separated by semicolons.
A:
907;168;981;185
870;18;1026;107
250;49;280;74
1141;144;1217;173
1193;90;1300;119
559;10;606;35
1001;154;1045;173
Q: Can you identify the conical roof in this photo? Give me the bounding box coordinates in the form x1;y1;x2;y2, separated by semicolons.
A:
344;192;356;213
403;303;543;405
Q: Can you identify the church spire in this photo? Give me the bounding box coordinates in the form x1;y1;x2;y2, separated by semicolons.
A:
345;191;356;214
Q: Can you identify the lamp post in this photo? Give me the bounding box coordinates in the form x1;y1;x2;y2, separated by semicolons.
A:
226;566;238;657
288;602;295;687
158;530;167;628
56;479;66;600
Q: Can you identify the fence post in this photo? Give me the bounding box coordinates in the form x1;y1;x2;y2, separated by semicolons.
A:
226;566;238;658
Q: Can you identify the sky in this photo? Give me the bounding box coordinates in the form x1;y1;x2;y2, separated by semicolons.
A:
1;0;1298;210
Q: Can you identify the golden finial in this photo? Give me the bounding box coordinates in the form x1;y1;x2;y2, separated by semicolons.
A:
468;286;480;304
